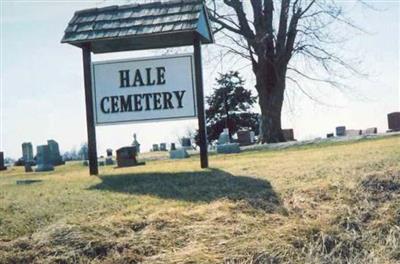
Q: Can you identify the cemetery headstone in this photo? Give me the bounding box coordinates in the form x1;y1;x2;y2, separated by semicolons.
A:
0;152;7;171
105;148;114;165
336;126;346;137
218;128;230;145
362;127;378;135
217;128;240;154
160;143;167;151
22;142;34;164
35;145;54;172
152;144;159;152
250;131;256;143
388;112;400;132
47;140;65;166
116;146;145;167
216;143;240;154
181;137;192;149
237;130;252;146
131;133;141;153
14;158;24;166
170;143;176;151
282;129;295;141
170;148;190;159
345;129;361;137
106;148;113;157
327;133;334;138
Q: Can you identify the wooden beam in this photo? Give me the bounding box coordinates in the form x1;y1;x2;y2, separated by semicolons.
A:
82;44;99;175
193;34;209;169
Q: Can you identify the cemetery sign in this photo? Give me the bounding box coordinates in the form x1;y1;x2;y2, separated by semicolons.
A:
92;54;196;125
62;0;213;175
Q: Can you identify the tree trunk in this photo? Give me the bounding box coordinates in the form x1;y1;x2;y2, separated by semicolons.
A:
256;64;286;143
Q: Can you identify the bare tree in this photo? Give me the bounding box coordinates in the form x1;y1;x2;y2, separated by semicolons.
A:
207;0;367;143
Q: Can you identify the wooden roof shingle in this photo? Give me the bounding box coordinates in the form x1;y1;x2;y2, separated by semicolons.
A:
61;0;214;53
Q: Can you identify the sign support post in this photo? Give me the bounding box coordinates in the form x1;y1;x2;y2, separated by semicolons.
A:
82;44;98;175
193;34;208;169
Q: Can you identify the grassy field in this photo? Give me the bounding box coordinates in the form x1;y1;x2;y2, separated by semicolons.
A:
1;135;399;264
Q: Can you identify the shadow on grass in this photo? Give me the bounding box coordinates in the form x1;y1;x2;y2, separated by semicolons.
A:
89;168;281;212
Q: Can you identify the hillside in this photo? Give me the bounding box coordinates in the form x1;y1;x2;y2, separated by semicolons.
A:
1;135;399;263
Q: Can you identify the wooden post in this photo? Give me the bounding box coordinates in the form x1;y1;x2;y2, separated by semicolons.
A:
82;44;99;175
193;34;208;168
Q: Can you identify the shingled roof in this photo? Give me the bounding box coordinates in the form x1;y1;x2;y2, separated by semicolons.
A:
61;0;214;53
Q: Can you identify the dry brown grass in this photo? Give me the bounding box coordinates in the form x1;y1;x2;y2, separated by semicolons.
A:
0;135;399;263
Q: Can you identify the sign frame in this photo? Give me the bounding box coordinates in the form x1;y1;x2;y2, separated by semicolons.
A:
91;53;198;126
62;1;213;175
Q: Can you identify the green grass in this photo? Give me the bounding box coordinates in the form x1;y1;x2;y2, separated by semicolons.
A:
0;135;399;263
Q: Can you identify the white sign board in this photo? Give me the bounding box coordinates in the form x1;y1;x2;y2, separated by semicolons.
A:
92;54;196;125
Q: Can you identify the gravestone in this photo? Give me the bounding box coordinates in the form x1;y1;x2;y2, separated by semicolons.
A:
362;127;377;135
152;144;159;152
250;131;256;143
217;128;240;154
80;145;88;160
388;112;400;131
160;143;167;151
336;126;346;137
282;129;295;141
0;152;7;171
116;146;145;167
327;133;334;138
35;145;54;172
237;130;252;146
345;129;361;137
218;128;230;145
106;148;113;157
170;143;176;151
170;148;190;159
131;133;141;153
47;140;64;166
105;148;114;165
22;142;34;164
181;137;191;149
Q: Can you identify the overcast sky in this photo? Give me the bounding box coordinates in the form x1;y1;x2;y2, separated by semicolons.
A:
1;0;399;159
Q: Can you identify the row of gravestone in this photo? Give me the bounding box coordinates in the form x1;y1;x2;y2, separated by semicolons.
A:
328;126;379;138
325;112;400;138
149;137;192;159
216;127;296;154
18;140;65;172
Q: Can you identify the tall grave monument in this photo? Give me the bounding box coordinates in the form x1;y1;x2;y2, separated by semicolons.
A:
47;139;64;166
22;142;34;164
131;134;141;154
35;145;54;172
62;0;214;175
388;112;400;132
0;152;7;171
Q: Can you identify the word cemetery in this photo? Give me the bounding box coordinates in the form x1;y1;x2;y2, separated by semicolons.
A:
99;91;186;114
